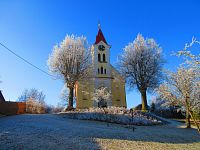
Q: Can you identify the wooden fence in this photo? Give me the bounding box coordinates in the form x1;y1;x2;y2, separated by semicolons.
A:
0;101;26;115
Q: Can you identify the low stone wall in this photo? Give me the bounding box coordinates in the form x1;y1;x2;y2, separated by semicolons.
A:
0;101;26;115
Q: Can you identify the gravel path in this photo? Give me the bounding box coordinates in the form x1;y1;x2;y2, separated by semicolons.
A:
0;114;199;150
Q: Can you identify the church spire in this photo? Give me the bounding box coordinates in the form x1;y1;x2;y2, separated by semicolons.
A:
98;21;101;30
95;23;107;45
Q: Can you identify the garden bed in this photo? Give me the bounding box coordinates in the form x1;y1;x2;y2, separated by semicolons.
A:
59;107;163;126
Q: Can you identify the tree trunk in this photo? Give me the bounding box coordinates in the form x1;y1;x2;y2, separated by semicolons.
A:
185;96;191;128
140;90;148;111
189;111;200;133
67;87;74;111
186;109;191;128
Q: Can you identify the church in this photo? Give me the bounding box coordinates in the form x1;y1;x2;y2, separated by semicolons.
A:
75;24;126;109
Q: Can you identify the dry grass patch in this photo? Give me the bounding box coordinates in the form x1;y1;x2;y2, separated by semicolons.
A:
95;138;200;150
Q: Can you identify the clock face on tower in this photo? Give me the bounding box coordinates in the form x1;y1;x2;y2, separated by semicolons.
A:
98;45;105;51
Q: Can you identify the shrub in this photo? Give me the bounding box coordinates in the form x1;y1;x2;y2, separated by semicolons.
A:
26;98;46;114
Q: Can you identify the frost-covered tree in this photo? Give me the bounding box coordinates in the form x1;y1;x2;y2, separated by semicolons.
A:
93;87;111;108
157;67;200;130
157;37;200;131
18;88;45;104
18;88;46;114
26;98;46;114
119;34;164;111
48;35;91;110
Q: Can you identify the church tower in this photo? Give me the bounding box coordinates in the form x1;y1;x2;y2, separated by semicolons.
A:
92;24;111;77
91;24;112;106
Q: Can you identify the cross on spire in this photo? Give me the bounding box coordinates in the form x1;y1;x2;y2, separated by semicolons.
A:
98;20;101;29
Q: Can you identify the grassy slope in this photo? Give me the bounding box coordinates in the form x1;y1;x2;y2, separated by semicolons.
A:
0;114;199;150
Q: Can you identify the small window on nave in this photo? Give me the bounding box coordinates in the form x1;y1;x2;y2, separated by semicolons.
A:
104;69;106;74
98;68;100;74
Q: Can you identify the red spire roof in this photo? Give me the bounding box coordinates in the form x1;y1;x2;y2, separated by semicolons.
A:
95;27;107;45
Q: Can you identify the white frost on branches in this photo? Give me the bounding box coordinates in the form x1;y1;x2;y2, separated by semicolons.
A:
47;35;91;109
157;67;200;112
48;35;91;86
18;88;46;103
121;33;163;90
159;37;200;130
26;98;46;114
93;87;111;107
119;33;164;110
176;37;200;66
62;107;162;125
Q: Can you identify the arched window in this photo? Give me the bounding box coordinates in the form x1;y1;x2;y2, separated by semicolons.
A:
104;69;106;74
103;54;106;62
98;53;101;62
98;68;100;74
101;67;103;74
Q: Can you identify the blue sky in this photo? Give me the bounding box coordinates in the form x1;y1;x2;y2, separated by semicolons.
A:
0;0;200;108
